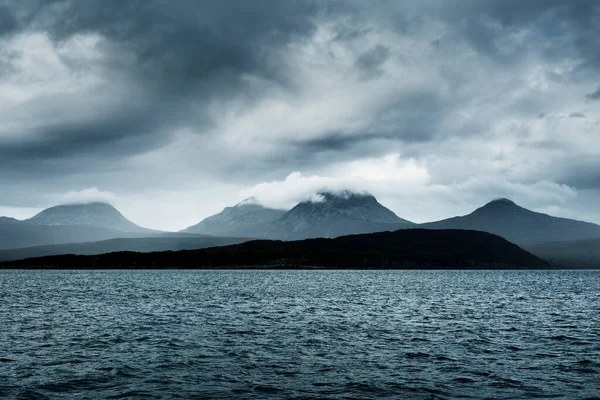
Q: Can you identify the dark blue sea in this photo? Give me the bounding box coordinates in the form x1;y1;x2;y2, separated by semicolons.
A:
1;270;599;399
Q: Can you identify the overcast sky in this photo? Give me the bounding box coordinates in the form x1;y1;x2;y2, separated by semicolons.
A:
1;0;599;231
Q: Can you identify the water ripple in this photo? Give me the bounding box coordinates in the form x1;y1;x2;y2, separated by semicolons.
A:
1;269;599;399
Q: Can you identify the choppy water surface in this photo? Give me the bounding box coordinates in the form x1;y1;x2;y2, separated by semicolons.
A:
1;270;599;399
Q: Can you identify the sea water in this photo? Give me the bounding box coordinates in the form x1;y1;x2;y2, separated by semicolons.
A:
1;270;599;399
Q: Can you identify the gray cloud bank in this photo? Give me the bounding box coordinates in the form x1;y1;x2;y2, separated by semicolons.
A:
0;0;599;230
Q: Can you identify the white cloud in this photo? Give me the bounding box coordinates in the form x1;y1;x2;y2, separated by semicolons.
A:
58;187;119;205
242;152;579;223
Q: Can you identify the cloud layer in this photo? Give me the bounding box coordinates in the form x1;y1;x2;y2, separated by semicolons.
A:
1;0;599;230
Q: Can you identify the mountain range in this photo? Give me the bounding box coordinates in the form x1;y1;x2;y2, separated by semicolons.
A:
2;191;600;267
184;191;413;240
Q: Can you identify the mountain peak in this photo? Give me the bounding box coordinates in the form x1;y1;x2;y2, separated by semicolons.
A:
233;197;261;208
58;202;114;209
472;198;525;216
26;202;151;233
317;189;371;198
422;197;600;245
183;190;412;238
29;202;119;218
182;199;286;235
283;190;411;226
488;198;517;205
308;190;375;205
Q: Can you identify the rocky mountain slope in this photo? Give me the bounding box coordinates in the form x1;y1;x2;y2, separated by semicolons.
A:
266;191;413;240
183;198;285;236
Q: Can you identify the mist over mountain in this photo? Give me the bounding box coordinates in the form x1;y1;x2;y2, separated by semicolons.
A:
183;198;286;236
421;198;600;245
284;191;410;224
0;222;144;250
525;239;600;269
266;191;413;240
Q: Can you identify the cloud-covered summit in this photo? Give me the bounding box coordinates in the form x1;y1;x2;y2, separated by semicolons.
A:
1;0;599;230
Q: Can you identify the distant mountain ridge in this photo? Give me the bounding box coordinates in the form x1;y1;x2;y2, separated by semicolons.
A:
421;198;600;245
0;202;156;250
0;216;19;224
525;238;600;269
26;202;152;233
3;195;600;265
0;235;252;262
183;191;414;240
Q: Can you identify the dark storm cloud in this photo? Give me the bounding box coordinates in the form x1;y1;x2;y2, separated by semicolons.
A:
410;0;600;69
0;86;194;178
250;92;448;177
1;1;600;201
299;0;600;151
33;0;321;86
1;109;165;163
0;0;328;175
1;0;600;228
445;0;596;27
0;3;21;74
0;0;350;180
557;157;600;190
296;133;393;152
586;86;600;100
3;0;599;166
355;44;390;79
0;4;18;35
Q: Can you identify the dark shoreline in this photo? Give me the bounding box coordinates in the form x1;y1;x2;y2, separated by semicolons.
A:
2;263;564;271
0;229;552;270
0;267;576;270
